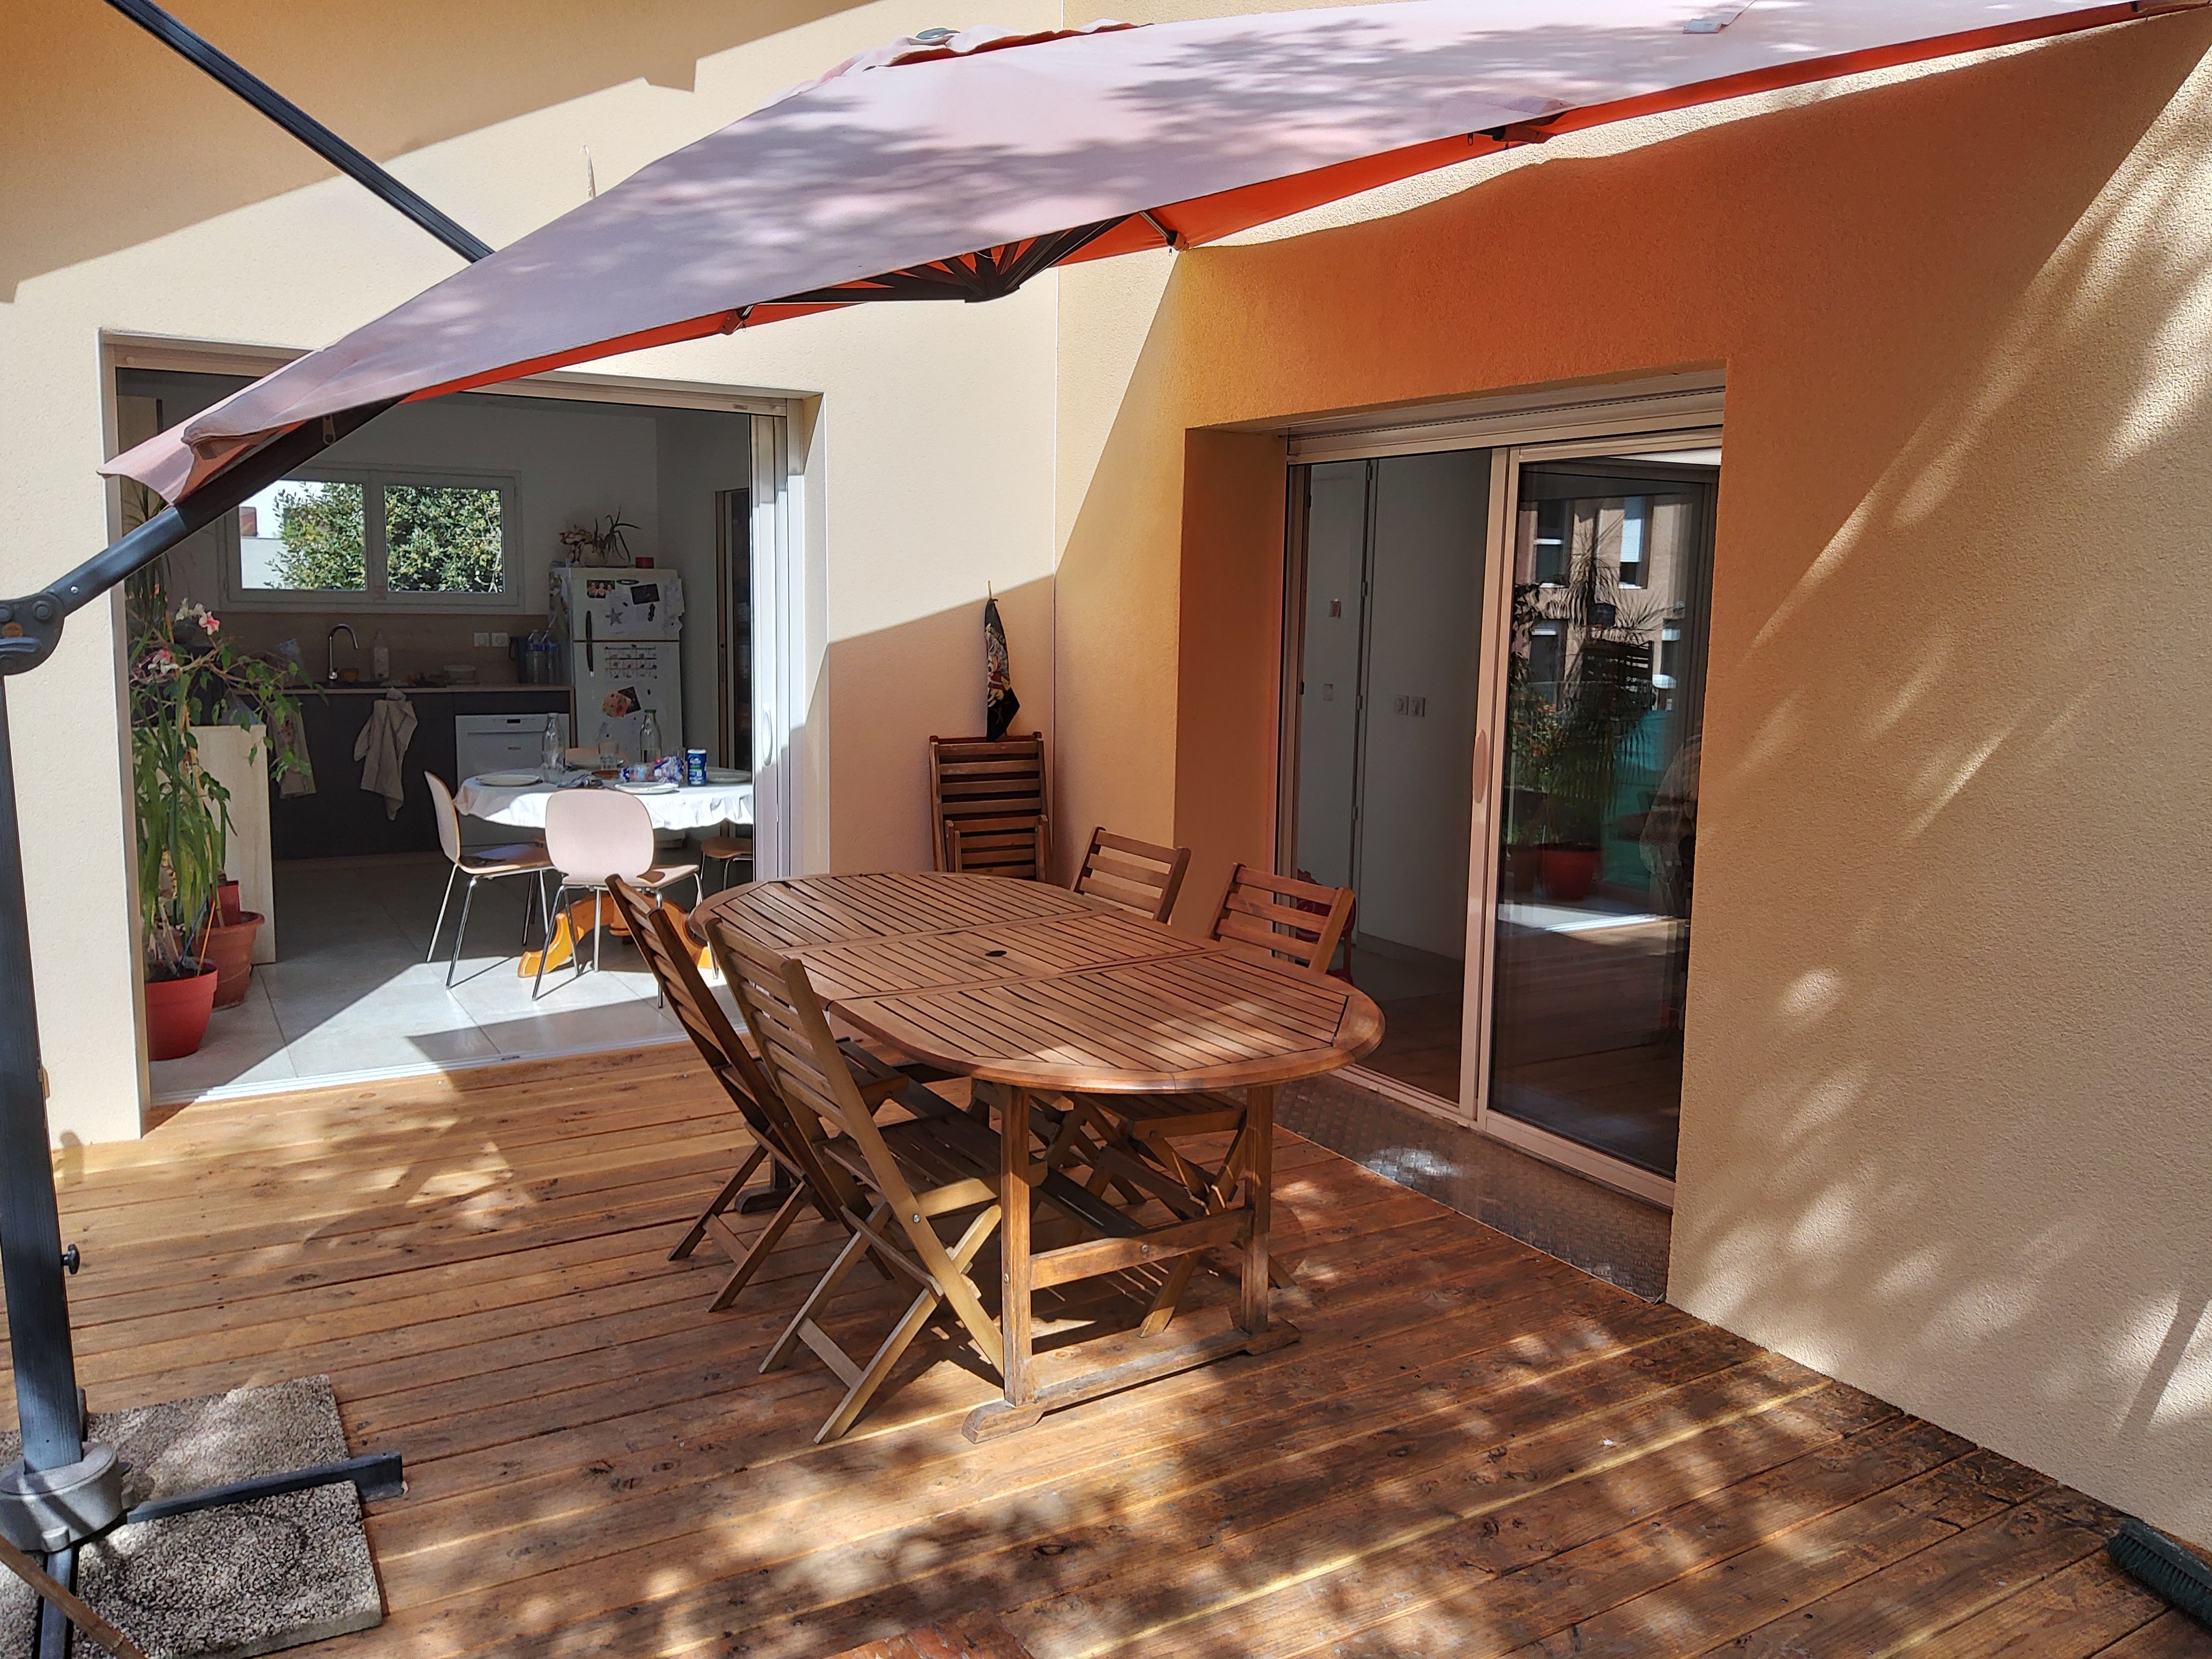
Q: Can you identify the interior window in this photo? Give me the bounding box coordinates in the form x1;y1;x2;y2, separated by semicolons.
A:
233;472;514;604
384;483;505;595
238;478;367;592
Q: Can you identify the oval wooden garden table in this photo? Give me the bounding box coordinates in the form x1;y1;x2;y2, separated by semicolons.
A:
693;871;1384;1437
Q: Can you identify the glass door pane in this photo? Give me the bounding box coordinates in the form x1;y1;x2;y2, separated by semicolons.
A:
1291;450;1490;1102
1486;451;1717;1178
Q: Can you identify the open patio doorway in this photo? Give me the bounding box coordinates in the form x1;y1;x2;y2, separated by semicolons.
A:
1280;387;1720;1206
106;340;797;1108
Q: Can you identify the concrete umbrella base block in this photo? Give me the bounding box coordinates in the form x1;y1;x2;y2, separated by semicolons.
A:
0;1376;382;1658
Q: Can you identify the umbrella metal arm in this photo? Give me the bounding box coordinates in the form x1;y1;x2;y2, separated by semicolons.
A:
102;0;493;265
0;401;401;1659
778;213;1131;307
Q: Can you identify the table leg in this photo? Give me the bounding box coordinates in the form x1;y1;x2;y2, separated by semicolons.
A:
1240;1082;1275;1335
1000;1085;1034;1407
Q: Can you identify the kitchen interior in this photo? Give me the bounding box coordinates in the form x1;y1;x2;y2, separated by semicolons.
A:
119;368;757;1101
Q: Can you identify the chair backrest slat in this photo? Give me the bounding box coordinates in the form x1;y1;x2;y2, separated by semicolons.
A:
1071;827;1190;924
930;734;1048;879
1208;863;1355;977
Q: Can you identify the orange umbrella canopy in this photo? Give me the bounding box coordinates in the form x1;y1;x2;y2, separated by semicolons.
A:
108;0;2193;505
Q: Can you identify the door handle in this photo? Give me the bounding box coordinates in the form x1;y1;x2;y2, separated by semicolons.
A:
1473;730;1491;805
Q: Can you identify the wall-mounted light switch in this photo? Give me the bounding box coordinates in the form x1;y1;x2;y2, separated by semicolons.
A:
490;632;508;647
473;631;490;647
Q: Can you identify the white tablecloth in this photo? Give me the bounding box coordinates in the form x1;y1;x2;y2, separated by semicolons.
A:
455;775;752;832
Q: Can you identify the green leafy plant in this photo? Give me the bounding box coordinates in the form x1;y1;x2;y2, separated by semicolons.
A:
127;570;312;978
265;480;367;591
1507;512;1663;852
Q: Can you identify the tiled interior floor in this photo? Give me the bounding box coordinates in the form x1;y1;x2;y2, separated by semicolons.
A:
151;854;686;1102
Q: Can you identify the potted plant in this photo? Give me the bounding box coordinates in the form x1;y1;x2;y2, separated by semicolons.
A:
1509;525;1661;904
129;572;310;1048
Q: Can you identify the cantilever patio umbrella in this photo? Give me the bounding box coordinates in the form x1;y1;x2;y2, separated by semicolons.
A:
0;0;2196;1634
101;0;2199;506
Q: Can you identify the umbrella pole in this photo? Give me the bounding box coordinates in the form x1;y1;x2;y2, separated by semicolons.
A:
0;678;86;1473
0;407;402;1657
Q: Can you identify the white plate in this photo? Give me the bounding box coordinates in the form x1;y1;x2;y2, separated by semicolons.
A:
475;770;542;787
615;780;678;795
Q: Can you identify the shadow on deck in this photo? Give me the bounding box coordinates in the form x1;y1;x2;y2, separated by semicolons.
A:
13;1047;2203;1659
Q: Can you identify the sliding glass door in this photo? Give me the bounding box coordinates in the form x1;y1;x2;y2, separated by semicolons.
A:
1288;451;1491;1100
1283;423;1718;1201
1478;449;1717;1185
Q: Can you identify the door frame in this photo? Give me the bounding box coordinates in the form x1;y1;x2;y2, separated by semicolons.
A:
1277;380;1723;1208
1465;427;1723;1211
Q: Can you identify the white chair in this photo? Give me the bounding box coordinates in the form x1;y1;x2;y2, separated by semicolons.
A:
425;773;552;988
533;788;700;999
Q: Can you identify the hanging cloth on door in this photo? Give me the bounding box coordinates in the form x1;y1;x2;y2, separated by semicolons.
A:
353;692;417;819
984;594;1019;742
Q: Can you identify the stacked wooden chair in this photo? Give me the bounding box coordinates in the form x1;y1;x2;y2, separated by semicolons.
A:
930;734;1049;881
606;876;921;1313
1045;864;1357;1332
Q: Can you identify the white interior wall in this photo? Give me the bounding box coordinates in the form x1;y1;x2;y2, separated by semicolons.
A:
652;406;753;757
1292;461;1366;891
1355;449;1488;961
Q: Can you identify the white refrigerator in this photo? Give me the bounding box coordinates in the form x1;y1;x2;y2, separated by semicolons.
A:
552;568;684;760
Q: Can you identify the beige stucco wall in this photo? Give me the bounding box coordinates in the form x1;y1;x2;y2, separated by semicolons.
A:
3;0;1058;1144
1051;12;2212;1543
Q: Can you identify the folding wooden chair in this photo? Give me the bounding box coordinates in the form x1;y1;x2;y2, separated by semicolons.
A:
930;734;1049;880
709;917;1151;1440
710;921;1019;1441
1069;827;1190;923
1050;865;1357;1331
607;877;917;1313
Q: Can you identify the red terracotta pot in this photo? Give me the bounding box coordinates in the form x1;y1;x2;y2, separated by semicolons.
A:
217;879;243;925
145;963;219;1060
203;911;264;1008
1539;846;1602;903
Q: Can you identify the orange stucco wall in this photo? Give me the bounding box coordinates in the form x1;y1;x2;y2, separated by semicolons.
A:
1055;12;2212;1544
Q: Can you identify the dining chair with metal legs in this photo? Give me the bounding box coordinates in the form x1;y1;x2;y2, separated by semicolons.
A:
533;788;700;999
425;773;552;988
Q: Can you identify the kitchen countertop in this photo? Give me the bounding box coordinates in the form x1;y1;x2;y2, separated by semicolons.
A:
304;683;571;696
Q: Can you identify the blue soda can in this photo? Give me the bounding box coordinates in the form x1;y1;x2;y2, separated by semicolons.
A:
685;749;708;787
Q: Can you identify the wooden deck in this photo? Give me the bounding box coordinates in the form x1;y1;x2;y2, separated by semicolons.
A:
18;1045;2208;1659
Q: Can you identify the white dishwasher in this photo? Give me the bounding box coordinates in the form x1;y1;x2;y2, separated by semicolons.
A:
454;712;569;847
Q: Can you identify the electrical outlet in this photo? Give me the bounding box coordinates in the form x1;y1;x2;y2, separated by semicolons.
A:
473;631;490;648
490;631;508;647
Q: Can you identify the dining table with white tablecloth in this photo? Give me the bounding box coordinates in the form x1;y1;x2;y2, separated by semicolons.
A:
453;773;752;833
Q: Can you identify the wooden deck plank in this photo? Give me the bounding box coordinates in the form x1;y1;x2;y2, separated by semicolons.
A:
3;1046;2155;1659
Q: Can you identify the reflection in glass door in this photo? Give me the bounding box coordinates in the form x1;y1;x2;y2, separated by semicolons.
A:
1288;451;1491;1101
1483;452;1717;1180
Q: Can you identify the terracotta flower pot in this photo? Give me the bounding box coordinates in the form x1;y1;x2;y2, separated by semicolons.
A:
217;879;243;925
1538;846;1602;903
145;963;219;1060
202;911;264;1008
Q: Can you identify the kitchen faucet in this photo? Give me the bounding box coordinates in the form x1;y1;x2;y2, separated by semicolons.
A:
327;623;359;683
